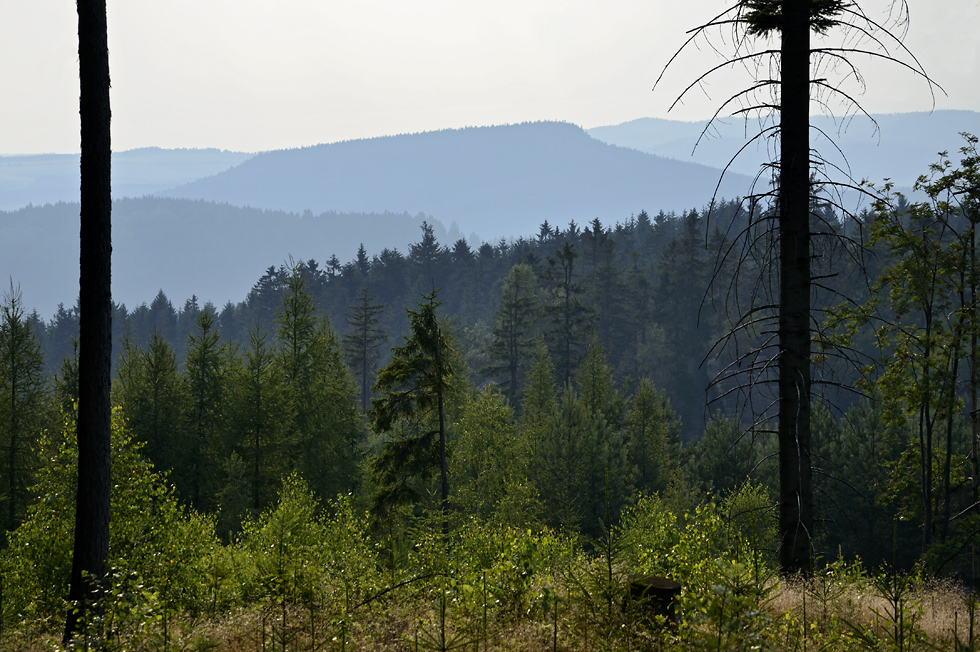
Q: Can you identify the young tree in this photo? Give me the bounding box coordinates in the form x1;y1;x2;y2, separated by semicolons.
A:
836;137;980;554
371;290;455;525
485;263;540;407
66;0;112;640
626;378;682;496
452;386;540;526
276;269;362;500
541;242;595;387
231;323;291;515
343;288;388;411
0;286;49;539
181;306;231;511
114;332;186;481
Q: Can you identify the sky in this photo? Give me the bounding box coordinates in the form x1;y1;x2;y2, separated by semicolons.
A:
1;0;978;155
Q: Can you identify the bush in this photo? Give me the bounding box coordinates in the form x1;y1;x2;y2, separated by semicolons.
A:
0;408;218;643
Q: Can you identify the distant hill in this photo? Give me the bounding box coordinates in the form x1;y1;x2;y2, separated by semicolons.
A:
0;198;447;317
7;113;971;316
587;110;980;189
0;148;252;210
159;121;754;240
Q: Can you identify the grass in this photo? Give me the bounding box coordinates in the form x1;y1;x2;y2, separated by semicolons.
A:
11;571;977;652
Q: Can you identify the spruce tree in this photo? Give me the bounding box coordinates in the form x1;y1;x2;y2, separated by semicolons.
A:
541;242;595;387
343;289;388;411
0;286;48;538
231;323;290;515
276;268;362;499
485;263;539;407
114;331;185;483
371;289;455;524
182;306;230;511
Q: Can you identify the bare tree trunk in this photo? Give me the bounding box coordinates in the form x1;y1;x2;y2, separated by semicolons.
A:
922;311;934;551
777;0;813;576
437;346;449;537
64;0;112;643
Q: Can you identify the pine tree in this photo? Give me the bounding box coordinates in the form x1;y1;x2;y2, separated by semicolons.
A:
541;242;595;387
114;331;185;481
0;286;49;538
343;289;388;411
231;323;290;515
181;306;230;511
276;268;363;499
371;289;455;523
660;0;935;575
485;263;539;407
67;0;112;638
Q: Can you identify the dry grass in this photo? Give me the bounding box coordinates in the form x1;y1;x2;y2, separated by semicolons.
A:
772;574;977;650
8;575;980;651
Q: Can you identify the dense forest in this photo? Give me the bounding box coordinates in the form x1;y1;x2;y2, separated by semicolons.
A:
1;137;979;650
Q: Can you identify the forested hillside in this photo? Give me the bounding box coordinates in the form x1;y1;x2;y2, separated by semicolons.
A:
0;198;449;318
2;138;980;650
0;187;932;557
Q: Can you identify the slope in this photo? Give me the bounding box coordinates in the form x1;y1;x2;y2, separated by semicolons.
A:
0;198;445;317
587;110;980;189
0;148;253;210
160;121;754;240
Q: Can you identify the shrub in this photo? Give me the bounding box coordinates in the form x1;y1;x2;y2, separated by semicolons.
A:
0;408;218;642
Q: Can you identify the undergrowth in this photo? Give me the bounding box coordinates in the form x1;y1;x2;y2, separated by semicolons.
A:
3;453;979;651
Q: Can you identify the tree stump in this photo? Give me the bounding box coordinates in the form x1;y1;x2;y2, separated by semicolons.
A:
628;575;682;626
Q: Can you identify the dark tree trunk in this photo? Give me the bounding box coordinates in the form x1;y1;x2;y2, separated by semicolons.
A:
437;344;449;536
777;0;813;576
64;0;112;643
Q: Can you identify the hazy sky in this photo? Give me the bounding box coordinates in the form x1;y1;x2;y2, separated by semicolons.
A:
2;1;978;154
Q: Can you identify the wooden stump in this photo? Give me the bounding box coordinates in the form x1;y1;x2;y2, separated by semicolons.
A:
628;575;682;626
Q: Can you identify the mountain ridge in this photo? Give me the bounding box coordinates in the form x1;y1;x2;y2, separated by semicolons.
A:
158;121;754;239
586;110;980;188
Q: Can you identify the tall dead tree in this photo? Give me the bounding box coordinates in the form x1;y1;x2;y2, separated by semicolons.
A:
65;0;112;643
657;0;935;575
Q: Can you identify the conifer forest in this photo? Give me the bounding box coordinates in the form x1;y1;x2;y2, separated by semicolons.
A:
0;133;979;650
6;0;980;649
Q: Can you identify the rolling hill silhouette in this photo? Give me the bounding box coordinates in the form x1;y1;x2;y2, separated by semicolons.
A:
160;121;753;240
587;110;980;189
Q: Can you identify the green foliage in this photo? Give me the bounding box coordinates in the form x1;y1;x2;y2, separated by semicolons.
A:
831;135;980;557
236;474;379;651
343;288;388;411
623;494;778;650
113;329;186;481
276;267;363;501
228;322;290;519
720;482;778;579
452;386;541;527
0;408;217;636
540;241;596;387
0;284;50;538
740;0;847;36
485;262;539;407
180;305;232;511
625;377;681;496
685;413;776;495
371;289;457;519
